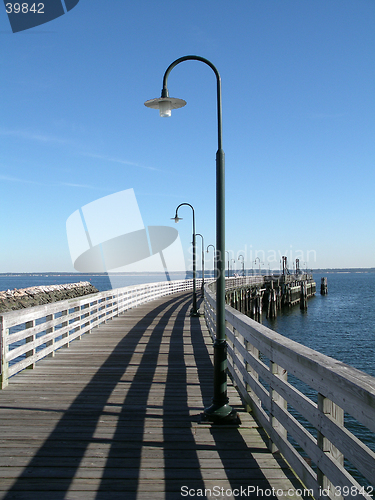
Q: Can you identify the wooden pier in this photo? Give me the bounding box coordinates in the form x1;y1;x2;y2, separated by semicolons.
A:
225;275;316;320
0;291;303;500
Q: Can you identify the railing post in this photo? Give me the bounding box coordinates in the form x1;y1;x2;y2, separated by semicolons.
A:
245;340;261;412
232;325;237;364
269;361;288;453
73;306;82;338
61;309;69;347
82;303;90;334
113;290;118;318
118;291;124;315
103;297;108;324
317;394;344;497
125;290;130;312
99;298;106;323
45;314;55;357
0;318;9;389
25;320;35;369
94;299;99;322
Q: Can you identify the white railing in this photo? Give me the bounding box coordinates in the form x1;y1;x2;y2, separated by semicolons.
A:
0;278;206;389
204;282;375;500
224;275;265;289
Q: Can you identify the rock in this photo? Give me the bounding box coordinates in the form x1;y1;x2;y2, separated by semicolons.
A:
0;282;99;313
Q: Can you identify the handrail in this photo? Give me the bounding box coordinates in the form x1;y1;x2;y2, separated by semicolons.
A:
204;282;375;500
0;278;210;389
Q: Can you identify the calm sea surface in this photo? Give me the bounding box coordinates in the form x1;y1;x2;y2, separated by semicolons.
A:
0;272;187;294
262;271;375;378
1;271;374;488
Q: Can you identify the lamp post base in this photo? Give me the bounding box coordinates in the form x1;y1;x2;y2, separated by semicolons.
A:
201;403;241;425
190;308;202;317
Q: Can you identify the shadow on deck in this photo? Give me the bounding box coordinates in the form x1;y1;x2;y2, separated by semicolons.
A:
0;292;304;499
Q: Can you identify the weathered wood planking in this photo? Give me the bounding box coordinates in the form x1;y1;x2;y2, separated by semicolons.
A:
0;292;303;500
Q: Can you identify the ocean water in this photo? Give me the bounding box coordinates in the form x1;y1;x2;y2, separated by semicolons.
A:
262;271;375;377
0;272;188;294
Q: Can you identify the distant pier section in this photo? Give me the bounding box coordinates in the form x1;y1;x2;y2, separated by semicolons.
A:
225;258;318;319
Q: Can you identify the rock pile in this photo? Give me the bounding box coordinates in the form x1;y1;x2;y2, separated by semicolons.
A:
0;282;99;313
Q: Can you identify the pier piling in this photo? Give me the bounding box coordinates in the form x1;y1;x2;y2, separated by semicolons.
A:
320;277;328;295
225;274;316;319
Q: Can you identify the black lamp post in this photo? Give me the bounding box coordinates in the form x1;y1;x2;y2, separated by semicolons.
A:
196;233;205;293
231;258;236;277
238;254;245;277
206;244;216;277
254;257;263;276
225;251;230;279
171;203;198;316
145;55;238;423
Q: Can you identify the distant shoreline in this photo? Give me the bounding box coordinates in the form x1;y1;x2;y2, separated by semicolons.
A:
1;268;374;276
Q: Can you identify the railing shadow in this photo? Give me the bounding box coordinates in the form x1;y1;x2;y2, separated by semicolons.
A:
162;294;294;498
162;296;207;499
94;293;207;499
3;293;191;500
2;291;305;499
208;423;305;498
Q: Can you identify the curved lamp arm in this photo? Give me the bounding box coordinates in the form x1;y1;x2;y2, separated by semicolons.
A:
161;56;223;150
172;202;195;232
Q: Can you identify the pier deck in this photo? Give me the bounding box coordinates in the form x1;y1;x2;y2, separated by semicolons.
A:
0;292;303;500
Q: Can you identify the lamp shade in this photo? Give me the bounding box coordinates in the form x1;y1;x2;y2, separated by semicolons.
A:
144;97;186;117
171;215;183;223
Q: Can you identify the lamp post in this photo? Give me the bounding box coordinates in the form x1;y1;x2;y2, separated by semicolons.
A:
238;254;245;277
196;233;205;293
225;251;230;279
206;245;216;278
171;203;199;316
254;257;263;276
206;244;216;277
145;55;238;423
231;258;236;277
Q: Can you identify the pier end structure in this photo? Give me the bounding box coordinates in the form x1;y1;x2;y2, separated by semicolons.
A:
225;273;317;320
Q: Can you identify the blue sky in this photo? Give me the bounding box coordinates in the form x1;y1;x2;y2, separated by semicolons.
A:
0;0;374;273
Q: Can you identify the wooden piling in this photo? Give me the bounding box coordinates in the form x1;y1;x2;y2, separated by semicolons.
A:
300;281;307;310
320;277;328;295
225;275;316;320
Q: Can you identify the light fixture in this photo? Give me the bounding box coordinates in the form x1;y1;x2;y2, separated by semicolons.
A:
144;97;186;117
171;215;183;223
